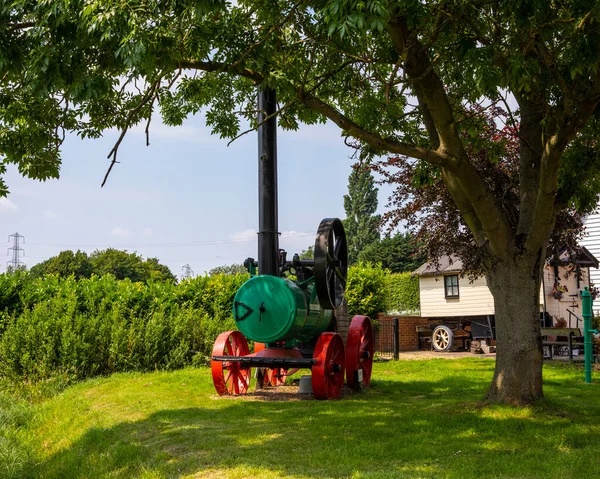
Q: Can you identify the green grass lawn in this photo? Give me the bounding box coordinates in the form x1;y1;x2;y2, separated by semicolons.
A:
2;359;600;479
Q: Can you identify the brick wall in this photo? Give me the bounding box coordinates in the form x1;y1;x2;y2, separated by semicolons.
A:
374;315;444;352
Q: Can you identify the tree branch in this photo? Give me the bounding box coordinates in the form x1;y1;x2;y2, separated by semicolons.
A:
387;15;515;261
516;96;544;241
9;22;35;31
178;60;263;83
102;80;160;187
297;89;443;163
526;77;600;253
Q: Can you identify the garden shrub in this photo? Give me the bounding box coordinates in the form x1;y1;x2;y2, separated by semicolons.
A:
345;262;389;318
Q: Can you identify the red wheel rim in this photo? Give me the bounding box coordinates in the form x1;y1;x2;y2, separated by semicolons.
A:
270;368;288;386
312;332;345;400
211;331;251;395
254;343;287;387
346;315;374;390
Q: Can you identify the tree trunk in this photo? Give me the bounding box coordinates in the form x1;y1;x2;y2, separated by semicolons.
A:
485;257;544;405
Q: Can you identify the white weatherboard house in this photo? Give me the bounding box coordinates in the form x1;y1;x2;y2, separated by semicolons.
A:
580;209;600;313
414;249;599;330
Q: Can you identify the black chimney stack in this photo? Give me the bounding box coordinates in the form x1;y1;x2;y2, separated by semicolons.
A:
257;88;279;276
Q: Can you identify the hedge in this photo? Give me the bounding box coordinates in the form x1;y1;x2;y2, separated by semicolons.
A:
385;272;420;315
0;273;246;387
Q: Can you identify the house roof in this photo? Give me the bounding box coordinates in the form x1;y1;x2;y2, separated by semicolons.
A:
413;247;600;277
412;255;463;277
557;246;600;269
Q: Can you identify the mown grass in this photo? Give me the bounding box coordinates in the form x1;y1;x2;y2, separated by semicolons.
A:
1;359;599;478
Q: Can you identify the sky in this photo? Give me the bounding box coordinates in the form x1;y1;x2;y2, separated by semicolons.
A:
0;114;397;278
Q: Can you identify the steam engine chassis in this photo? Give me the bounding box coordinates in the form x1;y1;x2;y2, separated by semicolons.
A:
210;89;374;400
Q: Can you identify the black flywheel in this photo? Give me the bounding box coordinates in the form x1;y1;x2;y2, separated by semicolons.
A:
314;218;348;309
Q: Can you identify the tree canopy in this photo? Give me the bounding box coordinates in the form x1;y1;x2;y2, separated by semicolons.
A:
30;249;176;283
358;232;426;273
208;263;248;276
4;1;600;404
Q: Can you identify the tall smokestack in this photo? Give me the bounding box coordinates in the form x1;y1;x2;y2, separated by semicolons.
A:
257;88;279;276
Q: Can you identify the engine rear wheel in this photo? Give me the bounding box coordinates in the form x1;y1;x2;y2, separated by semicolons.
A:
211;331;251;395
346;315;374;390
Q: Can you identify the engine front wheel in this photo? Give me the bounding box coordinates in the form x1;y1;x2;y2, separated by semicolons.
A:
211;331;251;395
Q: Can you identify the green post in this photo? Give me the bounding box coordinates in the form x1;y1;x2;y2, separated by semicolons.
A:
581;287;598;384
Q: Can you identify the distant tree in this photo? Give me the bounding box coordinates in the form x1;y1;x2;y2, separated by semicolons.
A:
358;233;426;274
88;249;176;283
299;246;314;260
343;167;381;264
208;263;248;276
30;250;93;279
145;257;177;283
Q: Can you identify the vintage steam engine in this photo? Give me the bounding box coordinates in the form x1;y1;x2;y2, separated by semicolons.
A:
210;89;374;400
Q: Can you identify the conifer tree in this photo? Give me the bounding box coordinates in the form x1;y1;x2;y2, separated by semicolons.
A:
343;167;381;264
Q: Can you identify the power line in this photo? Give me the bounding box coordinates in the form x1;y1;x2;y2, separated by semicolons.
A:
24;232;313;249
7;232;25;270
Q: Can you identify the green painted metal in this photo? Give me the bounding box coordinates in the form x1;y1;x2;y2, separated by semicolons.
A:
581;287;598;384
233;275;332;344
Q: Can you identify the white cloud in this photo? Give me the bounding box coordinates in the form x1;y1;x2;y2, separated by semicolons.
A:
44;209;59;220
281;230;312;239
229;229;257;241
143;227;153;237
110;227;134;239
0;198;18;212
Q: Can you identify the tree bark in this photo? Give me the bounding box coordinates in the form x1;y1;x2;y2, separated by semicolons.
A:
485;256;544;405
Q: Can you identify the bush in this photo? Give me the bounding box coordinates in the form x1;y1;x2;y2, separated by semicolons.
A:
386;272;420;315
345;262;389;318
0;272;246;388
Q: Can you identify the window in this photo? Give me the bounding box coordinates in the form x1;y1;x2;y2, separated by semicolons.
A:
444;275;459;298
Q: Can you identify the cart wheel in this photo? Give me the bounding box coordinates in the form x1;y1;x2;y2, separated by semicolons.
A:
312;332;345;400
432;325;454;352
346;315;374;390
211;331;251;395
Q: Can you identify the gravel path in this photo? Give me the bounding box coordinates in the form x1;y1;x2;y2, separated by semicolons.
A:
390;350;496;360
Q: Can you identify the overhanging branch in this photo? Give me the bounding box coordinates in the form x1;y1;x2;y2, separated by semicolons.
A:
298;90;443;163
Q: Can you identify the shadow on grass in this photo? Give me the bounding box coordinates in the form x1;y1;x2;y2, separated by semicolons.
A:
34;372;600;479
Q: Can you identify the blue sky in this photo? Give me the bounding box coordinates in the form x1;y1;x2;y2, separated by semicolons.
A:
0;114;397;278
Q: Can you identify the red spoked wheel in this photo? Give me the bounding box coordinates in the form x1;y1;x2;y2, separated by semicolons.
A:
253;342;287;387
345;315;374;390
312;332;345;400
265;368;288;387
211;331;251;395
